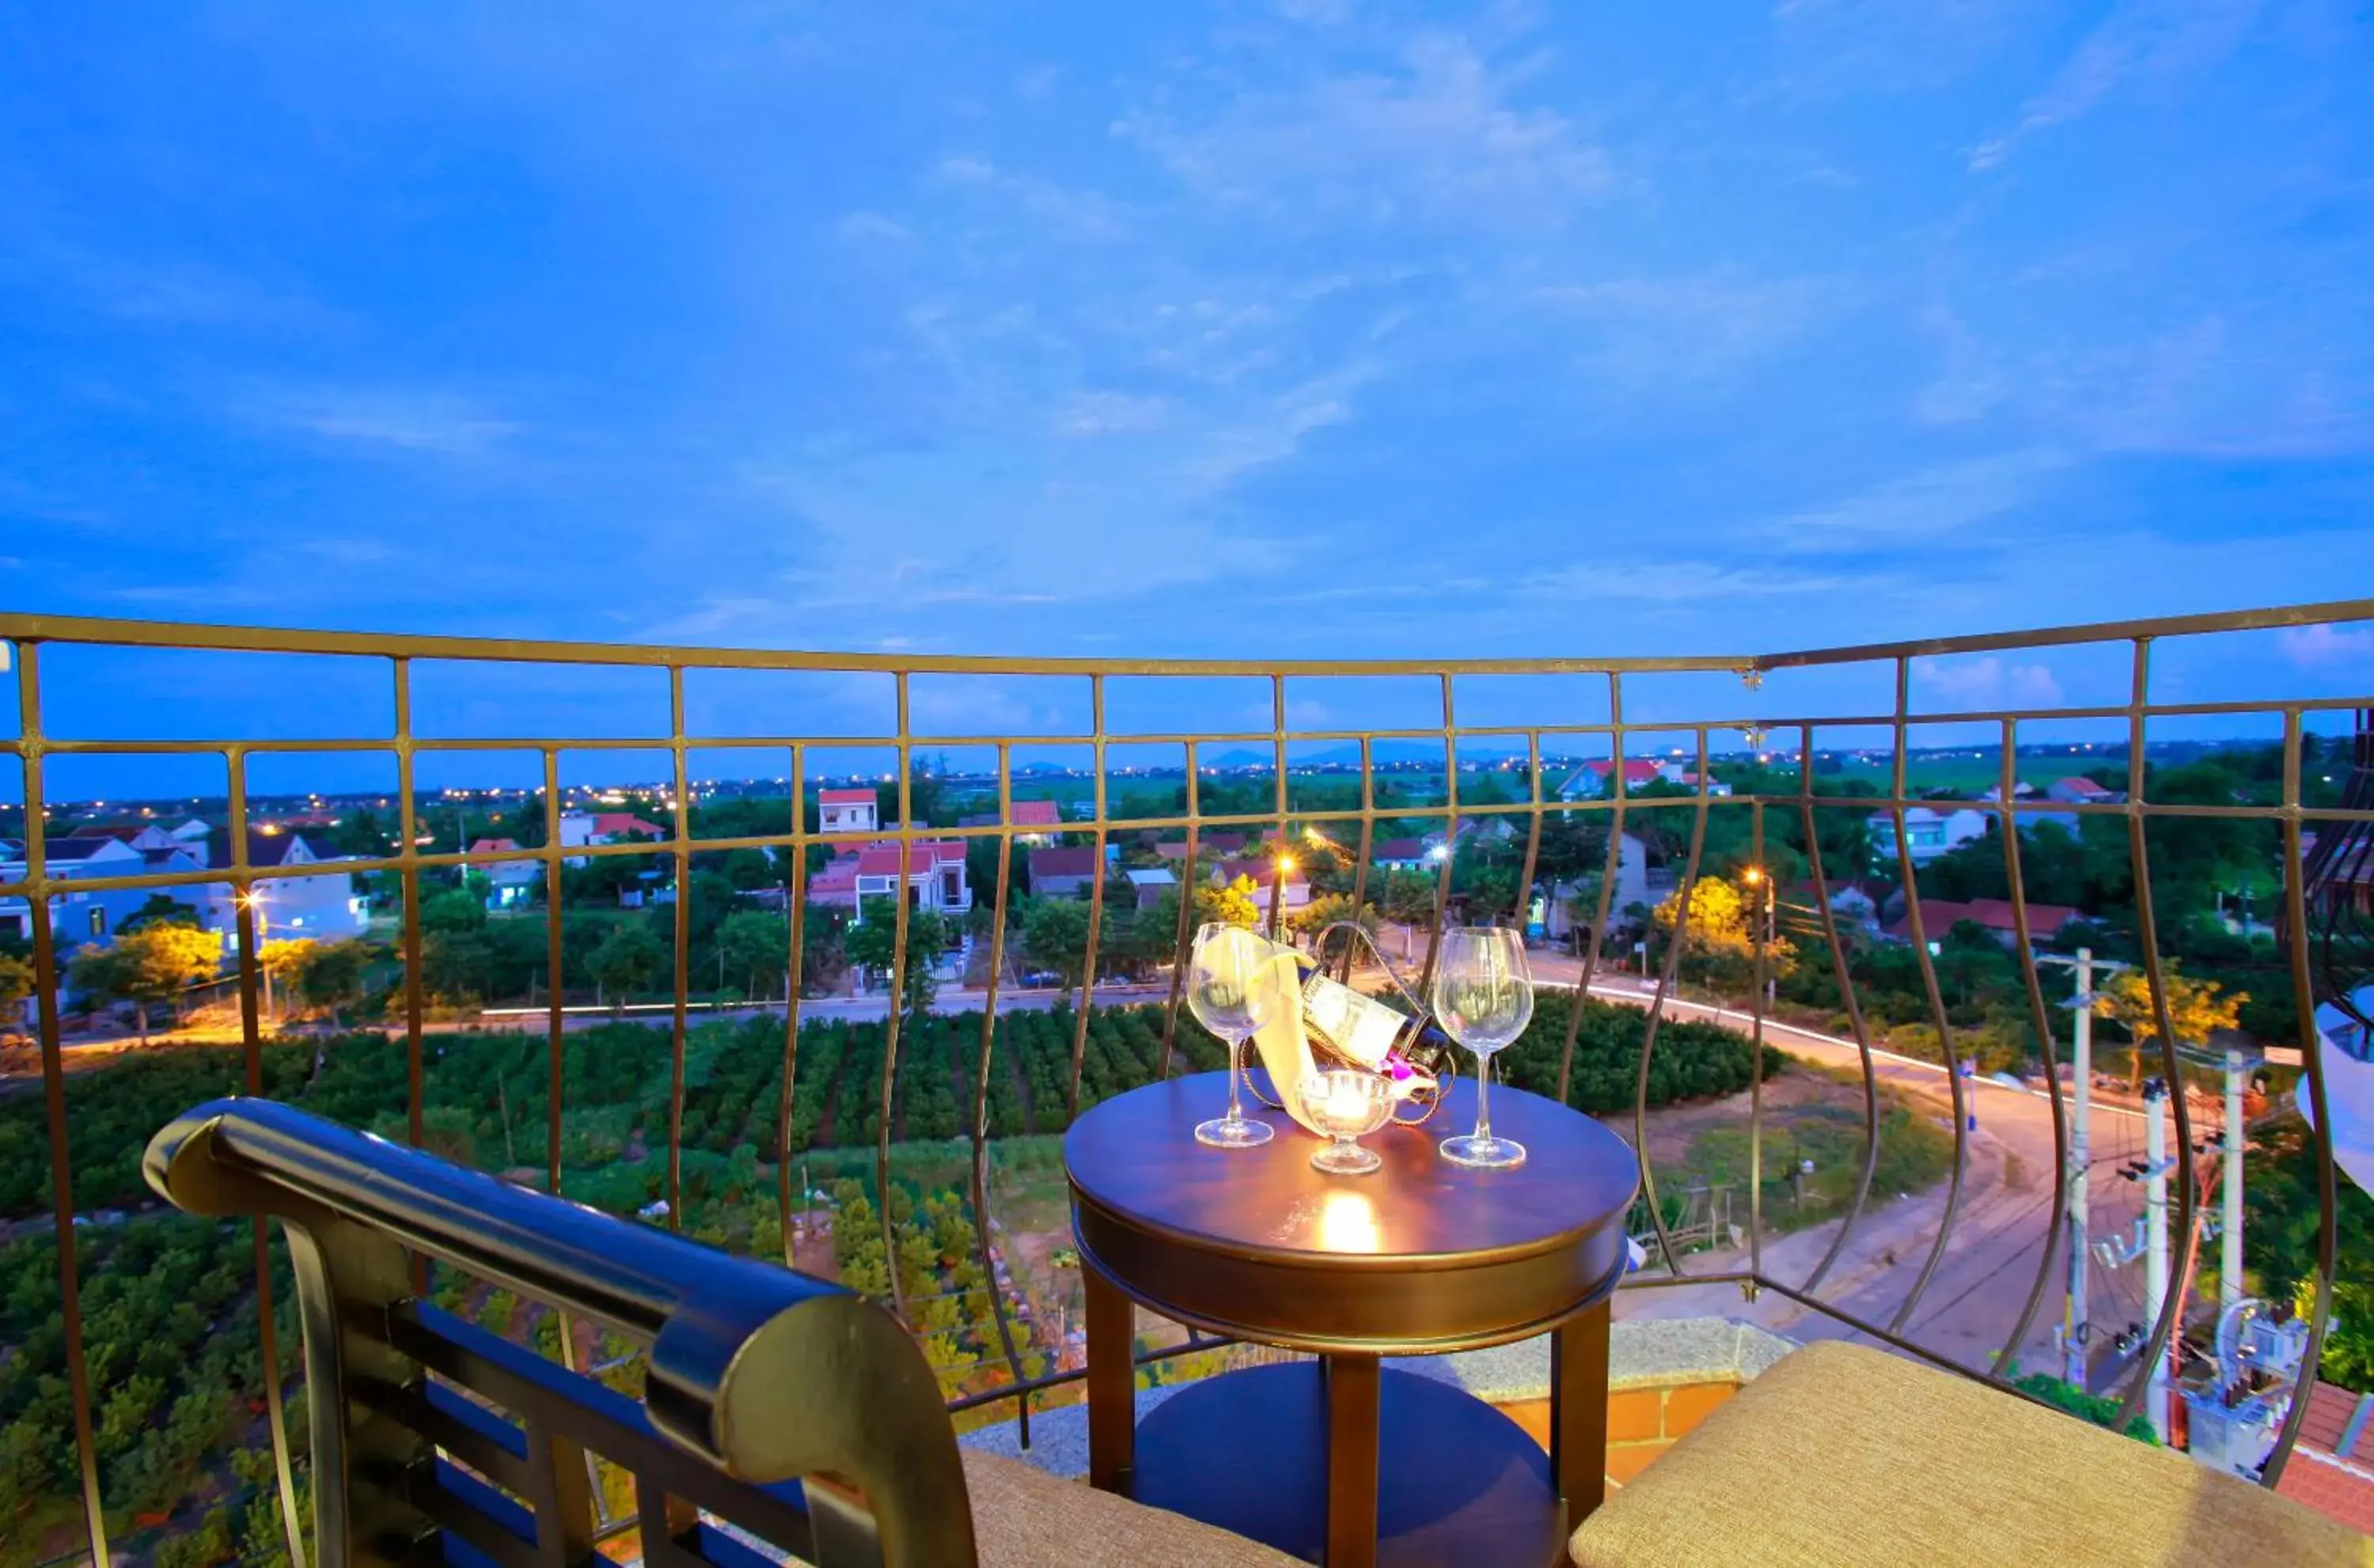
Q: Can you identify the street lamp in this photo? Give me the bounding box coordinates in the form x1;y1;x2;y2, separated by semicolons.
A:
241;889;275;1025
1741;865;1776;1006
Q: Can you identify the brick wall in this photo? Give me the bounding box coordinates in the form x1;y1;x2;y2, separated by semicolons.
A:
1498;1377;1742;1488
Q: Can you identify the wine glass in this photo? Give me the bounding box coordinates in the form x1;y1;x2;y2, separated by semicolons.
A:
1185;922;1278;1149
1431;926;1534;1168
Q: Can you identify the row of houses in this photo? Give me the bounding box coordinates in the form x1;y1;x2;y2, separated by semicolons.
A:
0;822;370;954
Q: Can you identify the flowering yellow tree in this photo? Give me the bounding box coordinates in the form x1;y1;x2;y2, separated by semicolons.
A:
1652;875;1796;989
2093;964;2246;1094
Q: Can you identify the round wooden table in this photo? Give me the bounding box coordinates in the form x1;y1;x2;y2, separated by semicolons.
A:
1066;1072;1640;1568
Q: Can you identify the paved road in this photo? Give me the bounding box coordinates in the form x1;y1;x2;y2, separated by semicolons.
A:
1516;950;2189;1388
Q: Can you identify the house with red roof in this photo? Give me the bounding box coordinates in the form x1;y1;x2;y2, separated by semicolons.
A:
957;798;1064;846
818;788;880;835
806;838;971;920
1556;758;1681;801
2277;1381;2374;1535
2046;775;2122;805
1883;896;2084;952
1028;846;1103;898
467;836;541;906
1154;831;1250;861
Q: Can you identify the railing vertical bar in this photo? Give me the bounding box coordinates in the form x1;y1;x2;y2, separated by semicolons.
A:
395;657;425;1154
1509;729;1543;933
2113;637;2198;1428
394;654;429;1309
1558;672;1627;1104
1342;735;1375;984
1156;740;1199;1078
1634;771;1708;1278
665;668;692;1230
1067;676;1109;1119
1793;756;1881;1296
878;671;913;1320
776;741;809;1267
16;641;112;1568
225;745;309;1568
1885;653;1970;1336
972;740;1029;1448
1989;714;2073;1384
1746;794;1765;1284
1269;673;1288;943
540;744;602;1518
543;748;567;1199
2265;709;2338;1486
1417;673;1458;1002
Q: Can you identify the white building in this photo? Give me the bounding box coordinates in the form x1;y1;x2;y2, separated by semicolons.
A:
817;789;879;835
1869;806;1989;865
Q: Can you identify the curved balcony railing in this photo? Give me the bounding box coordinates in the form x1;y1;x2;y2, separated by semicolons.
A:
0;599;2366;1565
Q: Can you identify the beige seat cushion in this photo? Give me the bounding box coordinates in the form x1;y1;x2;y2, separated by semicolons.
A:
962;1450;1304;1567
1570;1339;2372;1568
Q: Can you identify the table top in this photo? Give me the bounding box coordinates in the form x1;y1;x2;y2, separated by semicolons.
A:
1065;1074;1640;1272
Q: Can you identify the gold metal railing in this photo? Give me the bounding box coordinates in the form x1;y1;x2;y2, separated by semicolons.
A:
2;598;2368;1566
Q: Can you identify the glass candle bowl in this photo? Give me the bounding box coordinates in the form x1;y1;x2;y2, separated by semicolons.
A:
1300;1069;1396;1176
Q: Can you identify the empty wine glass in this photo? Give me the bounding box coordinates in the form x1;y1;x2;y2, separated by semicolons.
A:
1186;922;1278;1149
1431;926;1534;1168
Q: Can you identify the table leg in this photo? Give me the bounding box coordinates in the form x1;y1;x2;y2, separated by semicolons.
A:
1324;1353;1381;1568
1551;1299;1612;1532
1085;1267;1135;1494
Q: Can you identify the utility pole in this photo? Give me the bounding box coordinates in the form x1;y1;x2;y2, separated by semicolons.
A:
2141;1076;2173;1443
2067;951;2092;1385
2040;945;2128;1388
2220;1045;2258;1310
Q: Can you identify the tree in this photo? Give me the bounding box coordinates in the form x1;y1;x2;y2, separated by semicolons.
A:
259;937;318;998
1018;896;1094;987
590;922;668;1012
289;938;377;1023
1379;869;1439;925
420;888;487;934
66;923;222;1043
716;909;792;999
1290;893;1376;940
423;926;499;1002
120;892;205;934
2092;963;2246;1093
1651;875;1797;992
0;952;32;1039
844;897;947;1017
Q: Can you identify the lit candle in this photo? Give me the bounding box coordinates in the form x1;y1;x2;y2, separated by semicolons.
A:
1322;1074;1371;1133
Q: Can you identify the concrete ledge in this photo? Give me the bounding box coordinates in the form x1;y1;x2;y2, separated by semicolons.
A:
958;1317;1799;1479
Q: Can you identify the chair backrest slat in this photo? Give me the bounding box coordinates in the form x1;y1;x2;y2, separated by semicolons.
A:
143;1096;978;1568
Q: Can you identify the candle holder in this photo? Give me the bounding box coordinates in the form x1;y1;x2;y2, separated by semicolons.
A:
1300;1069;1395;1176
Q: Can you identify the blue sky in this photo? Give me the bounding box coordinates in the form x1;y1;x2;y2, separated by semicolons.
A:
3;1;2372;753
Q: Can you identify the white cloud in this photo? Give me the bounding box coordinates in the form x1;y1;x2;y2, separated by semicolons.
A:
1913;656;2067;708
933;155;1130;241
833;210;913;244
1970;0;2266;170
1518;559;1894;603
1530;273;1842;384
1114;32;1612;230
2279;623;2374;669
1056;391;1175;437
1763;449;2068;551
242;385;521;456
